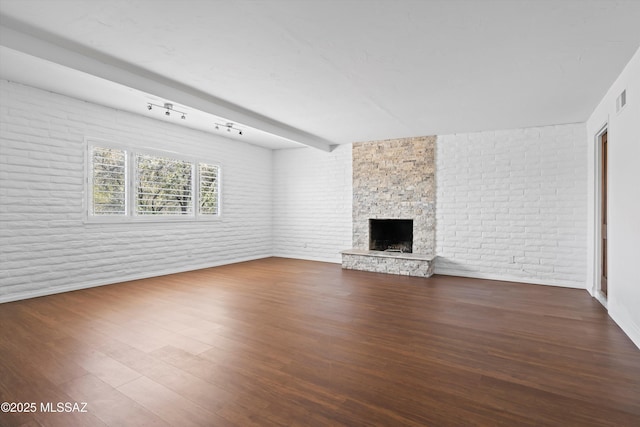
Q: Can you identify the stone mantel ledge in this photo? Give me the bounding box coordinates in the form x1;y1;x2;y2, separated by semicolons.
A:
340;249;436;262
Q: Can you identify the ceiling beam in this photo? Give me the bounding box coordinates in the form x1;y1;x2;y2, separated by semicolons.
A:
0;17;335;152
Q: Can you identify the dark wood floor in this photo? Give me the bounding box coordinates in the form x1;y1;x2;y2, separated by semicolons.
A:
1;258;639;426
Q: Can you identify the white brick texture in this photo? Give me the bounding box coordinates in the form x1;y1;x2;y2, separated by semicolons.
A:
436;124;588;287
272;146;352;263
0;80;272;302
0;78;590;301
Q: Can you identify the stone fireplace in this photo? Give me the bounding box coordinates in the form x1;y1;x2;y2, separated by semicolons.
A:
341;136;436;277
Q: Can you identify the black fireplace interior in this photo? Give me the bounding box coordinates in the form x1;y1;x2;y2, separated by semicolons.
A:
369;219;413;253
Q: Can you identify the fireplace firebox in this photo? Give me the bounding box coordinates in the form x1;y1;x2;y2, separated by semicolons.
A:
369;219;413;253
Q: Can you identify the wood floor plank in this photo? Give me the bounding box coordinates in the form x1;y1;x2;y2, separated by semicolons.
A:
116;376;230;427
1;258;639;426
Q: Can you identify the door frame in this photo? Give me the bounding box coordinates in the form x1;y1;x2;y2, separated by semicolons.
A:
593;124;608;307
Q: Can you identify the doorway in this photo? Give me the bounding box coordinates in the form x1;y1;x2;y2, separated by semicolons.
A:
600;130;608;298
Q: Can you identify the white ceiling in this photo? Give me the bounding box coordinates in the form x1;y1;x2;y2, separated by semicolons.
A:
1;0;639;150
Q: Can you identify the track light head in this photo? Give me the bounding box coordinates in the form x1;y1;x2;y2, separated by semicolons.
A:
214;122;242;135
147;102;187;121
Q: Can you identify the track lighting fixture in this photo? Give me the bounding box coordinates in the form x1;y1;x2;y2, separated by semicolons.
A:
146;102;187;120
146;102;244;136
214;122;243;136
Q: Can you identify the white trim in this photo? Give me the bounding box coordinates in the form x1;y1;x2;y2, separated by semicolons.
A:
0;255;270;304
608;301;640;350
273;254;342;264
85;215;222;224
82;136;88;222
592;123;608;300
433;268;586;289
594;291;608;309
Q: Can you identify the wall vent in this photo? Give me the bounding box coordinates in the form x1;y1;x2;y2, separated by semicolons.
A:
616;89;627;113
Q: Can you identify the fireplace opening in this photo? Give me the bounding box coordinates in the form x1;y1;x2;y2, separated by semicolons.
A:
369;219;413;253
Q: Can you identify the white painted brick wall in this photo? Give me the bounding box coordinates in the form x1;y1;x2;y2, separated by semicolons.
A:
0;79;590;300
272;145;352;263
436;124;588;287
0;80;272;302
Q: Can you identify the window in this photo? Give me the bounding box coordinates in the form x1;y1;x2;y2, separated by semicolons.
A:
136;154;193;215
199;163;219;215
87;141;220;221
90;146;127;215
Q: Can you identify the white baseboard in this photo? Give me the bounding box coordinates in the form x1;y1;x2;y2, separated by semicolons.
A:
434;267;586;289
0;255;270;304
272;253;342;264
608;302;640;350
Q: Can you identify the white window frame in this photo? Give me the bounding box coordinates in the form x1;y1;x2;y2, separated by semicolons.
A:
85;138;222;223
